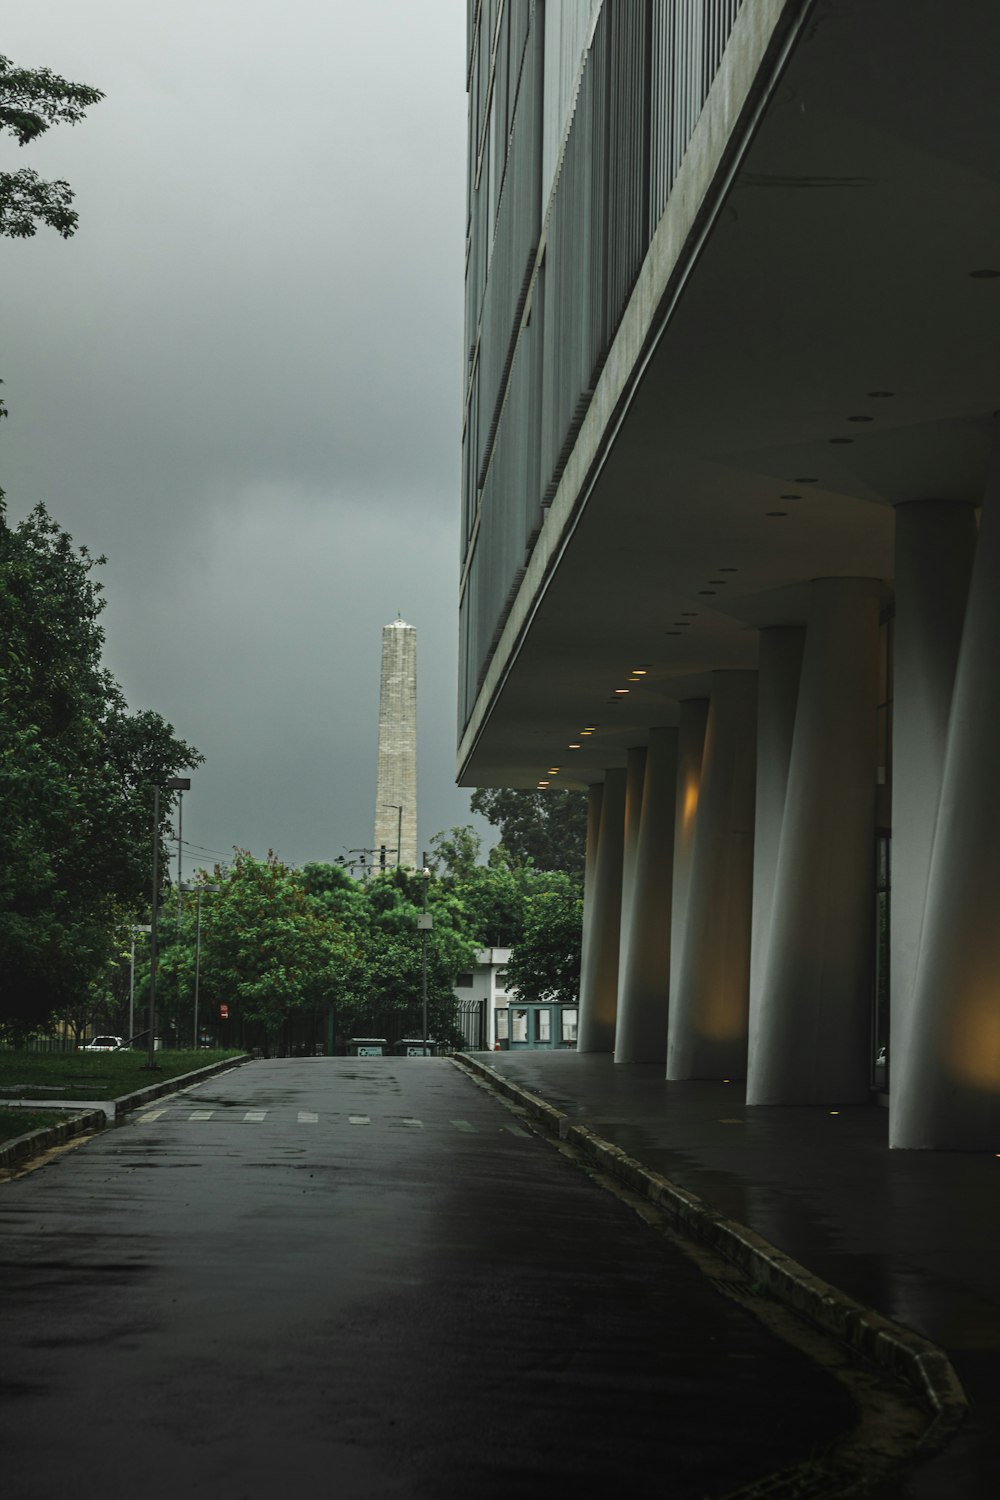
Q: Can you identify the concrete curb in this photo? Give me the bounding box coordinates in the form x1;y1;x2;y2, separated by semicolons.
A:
112;1053;254;1119
454;1053;968;1453
0;1109;106;1171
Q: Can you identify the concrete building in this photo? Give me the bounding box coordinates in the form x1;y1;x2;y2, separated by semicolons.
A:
374;619;418;870
454;946;514;1049
458;1;1000;1149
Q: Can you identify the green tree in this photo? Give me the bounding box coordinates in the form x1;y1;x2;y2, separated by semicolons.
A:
0;52;103;240
0;503;201;1033
470;787;587;876
501;890;584;1006
427;824;482;881
192;851;346;1046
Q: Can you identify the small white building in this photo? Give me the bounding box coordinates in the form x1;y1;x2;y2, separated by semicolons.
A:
453;947;512;1050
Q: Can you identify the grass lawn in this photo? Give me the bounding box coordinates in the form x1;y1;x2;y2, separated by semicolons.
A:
0;1107;72;1147
0;1049;244;1101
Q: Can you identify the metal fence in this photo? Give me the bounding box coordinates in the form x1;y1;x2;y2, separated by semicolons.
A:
455;998;488;1051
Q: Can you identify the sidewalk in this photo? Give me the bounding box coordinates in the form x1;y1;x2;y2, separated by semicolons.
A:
464;1051;1000;1499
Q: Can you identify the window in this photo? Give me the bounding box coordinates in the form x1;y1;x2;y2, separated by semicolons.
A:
456;972;474;988
535;1009;551;1042
511;1008;528;1043
495;1008;509;1042
561;1009;578;1044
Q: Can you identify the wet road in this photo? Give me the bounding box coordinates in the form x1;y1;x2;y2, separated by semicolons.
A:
0;1059;854;1499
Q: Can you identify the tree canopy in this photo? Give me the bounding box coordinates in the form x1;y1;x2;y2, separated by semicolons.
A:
0;502;200;1032
0;52;103;240
469;787;587;876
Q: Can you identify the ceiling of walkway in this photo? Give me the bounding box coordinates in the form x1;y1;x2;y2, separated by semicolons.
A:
461;0;1000;789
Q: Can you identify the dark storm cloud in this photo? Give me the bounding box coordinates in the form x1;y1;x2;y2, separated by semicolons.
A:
1;1;487;866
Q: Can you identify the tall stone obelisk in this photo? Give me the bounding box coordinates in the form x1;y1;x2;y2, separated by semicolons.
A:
373;619;418;869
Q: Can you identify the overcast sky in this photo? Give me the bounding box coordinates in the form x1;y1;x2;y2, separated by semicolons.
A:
2;0;491;872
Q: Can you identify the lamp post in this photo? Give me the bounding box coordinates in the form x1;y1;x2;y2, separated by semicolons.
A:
417;857;432;1046
383;804;403;867
129;924;151;1043
176;785;186;923
146;776;191;1070
181;881;219;1049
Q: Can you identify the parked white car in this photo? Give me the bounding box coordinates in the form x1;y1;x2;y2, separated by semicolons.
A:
79;1035;126;1052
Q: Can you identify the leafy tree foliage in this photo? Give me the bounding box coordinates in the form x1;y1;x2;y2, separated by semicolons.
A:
0;502;200;1032
469;787;587;876
0;52;103;239
501;890;584;1005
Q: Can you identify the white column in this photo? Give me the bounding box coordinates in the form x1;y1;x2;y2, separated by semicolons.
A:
577;782;604;1005
895;447;1000;1148
746;578;880;1106
614;746;647;1044
747;628;804;1082
888;502;975;1146
669;699;709;1011
576;768;626;1053
667;672;757;1080
615;729;678;1063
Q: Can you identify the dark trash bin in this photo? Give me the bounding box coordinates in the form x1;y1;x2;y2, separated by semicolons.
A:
393;1038;437;1057
347;1037;388;1057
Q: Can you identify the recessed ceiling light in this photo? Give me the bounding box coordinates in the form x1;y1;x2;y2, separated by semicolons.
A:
867;390;894;398
681;611;698;617
568;743;581;749
766;511;788;517
614;688;629;694
537;781;549;788
708;579;727;585
847;415;873;422
548;767;560;774
673;621;689;627
698;589;717;595
970;268;1000;278
665;630;682;636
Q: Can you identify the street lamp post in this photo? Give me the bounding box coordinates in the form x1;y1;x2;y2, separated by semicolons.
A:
181;881;219;1050
382;804;403;867
129;924;151;1043
417;857;432;1046
146;776;191;1070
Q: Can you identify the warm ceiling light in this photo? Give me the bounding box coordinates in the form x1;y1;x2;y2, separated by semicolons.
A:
708;579;727;585
537;781;549;788
568;743;581;749
970;268;1000;278
631;667;648;674
614;687;629;694
698;590;717;596
673;621;689;627
681;611;698;617
548;767;560;774
766;511;788;518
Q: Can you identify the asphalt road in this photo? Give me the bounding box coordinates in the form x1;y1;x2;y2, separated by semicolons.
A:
0;1058;855;1499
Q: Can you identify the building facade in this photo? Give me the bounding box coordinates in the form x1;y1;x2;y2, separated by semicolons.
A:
459;0;1000;1149
374;619;418;870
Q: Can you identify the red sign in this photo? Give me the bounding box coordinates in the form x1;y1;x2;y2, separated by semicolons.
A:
219;1003;229;1019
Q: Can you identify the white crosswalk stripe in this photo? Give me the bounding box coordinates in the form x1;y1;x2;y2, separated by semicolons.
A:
451;1120;477;1133
137;1109;166;1122
244;1111;267;1121
140;1110;529;1137
189;1110;214;1120
348;1115;370;1125
298;1111;318;1123
400;1118;423;1128
502;1124;529;1138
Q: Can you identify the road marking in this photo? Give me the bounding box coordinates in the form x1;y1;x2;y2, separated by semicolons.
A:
137;1109;166;1122
189;1110;214;1120
401;1118;423;1128
348;1115;370;1125
501;1124;529;1138
244;1111;267;1121
451;1120;477;1133
298;1111;318;1123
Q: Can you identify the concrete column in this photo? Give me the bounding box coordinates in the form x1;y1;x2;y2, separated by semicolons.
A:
615;729;678;1063
667;672;757;1080
669;699;709;1011
615;747;647;1043
577;782;604;1002
746;578;880;1106
747;628;804;1081
576;768;626;1053
894;447;1000;1148
888;502;976;1144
